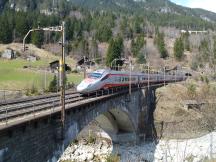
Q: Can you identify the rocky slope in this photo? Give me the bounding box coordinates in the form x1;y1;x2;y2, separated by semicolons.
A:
58;124;216;162
58;138;112;162
154;82;216;139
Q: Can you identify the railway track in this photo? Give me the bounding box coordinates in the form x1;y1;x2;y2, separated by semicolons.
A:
0;91;85;122
0;86;130;123
0;82;172;124
0;90;78;106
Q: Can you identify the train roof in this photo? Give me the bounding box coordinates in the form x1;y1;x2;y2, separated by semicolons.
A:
92;69;148;75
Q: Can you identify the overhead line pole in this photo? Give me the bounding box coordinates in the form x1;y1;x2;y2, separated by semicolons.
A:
129;57;132;96
148;63;150;90
60;21;66;139
23;22;66;139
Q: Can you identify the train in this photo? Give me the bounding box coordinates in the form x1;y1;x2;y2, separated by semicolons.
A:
76;69;187;94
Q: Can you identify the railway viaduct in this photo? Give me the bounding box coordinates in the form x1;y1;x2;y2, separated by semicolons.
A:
0;86;158;162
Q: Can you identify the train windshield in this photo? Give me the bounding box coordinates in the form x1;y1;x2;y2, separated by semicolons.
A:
88;73;103;79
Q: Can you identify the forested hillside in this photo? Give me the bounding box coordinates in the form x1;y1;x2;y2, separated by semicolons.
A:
0;0;216;68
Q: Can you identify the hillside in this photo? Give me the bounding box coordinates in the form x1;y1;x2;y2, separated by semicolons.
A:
0;0;216;91
70;0;216;22
0;43;82;92
0;0;215;29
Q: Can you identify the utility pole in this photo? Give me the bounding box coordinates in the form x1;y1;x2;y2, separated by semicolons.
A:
111;58;117;70
60;21;66;139
164;66;166;86
148;63;150;90
129;56;132;96
83;56;86;79
23;22;66;139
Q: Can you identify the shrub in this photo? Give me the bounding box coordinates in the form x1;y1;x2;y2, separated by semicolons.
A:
204;76;209;84
87;131;96;144
49;75;58;93
187;83;197;99
105;154;120;162
25;88;31;96
25;85;39;96
71;69;78;73
191;60;198;70
71;139;78;145
200;75;204;82
30;84;38;95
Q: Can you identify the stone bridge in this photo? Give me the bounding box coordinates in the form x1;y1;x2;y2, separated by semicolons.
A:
0;87;157;162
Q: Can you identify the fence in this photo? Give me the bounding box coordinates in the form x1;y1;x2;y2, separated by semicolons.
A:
0;90;25;102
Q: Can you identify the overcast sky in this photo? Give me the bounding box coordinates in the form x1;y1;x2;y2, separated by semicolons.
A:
170;0;216;13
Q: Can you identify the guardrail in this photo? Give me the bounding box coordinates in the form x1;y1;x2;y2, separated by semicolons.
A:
0;90;24;102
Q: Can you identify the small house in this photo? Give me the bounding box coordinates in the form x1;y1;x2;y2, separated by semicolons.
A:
49;60;71;73
1;48;16;60
77;57;96;68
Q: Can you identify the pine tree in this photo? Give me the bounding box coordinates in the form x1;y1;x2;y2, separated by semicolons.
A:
49;75;58;93
106;38;115;67
15;13;29;40
65;18;74;41
106;35;124;67
137;52;146;64
199;39;210;62
0;15;13;43
131;35;146;57
154;31;168;58
96;24;112;42
174;37;184;61
31;31;44;48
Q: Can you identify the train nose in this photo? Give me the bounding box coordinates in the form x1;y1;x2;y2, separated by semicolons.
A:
76;85;84;92
77;82;92;92
77;84;87;92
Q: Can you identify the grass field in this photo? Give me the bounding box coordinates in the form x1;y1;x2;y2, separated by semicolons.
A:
0;59;83;91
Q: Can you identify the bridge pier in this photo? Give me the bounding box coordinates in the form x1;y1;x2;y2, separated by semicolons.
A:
0;87;159;162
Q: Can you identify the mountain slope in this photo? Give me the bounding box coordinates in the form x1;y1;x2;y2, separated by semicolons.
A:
1;0;216;29
69;0;216;23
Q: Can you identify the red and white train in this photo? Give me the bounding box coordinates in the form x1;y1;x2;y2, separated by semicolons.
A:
77;69;186;94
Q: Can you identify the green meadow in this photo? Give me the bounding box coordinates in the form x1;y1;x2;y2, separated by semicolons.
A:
0;59;83;91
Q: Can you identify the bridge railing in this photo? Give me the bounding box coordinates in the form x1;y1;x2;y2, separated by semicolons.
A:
0;90;24;102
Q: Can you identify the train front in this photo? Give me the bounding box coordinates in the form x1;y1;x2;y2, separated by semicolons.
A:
77;70;105;94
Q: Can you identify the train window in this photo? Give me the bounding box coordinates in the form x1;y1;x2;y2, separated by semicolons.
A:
88;73;102;79
116;77;121;82
101;74;109;81
122;78;124;82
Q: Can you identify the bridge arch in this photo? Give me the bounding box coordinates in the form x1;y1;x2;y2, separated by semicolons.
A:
64;93;140;146
94;108;136;142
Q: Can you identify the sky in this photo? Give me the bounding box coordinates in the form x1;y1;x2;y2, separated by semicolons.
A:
170;0;216;13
